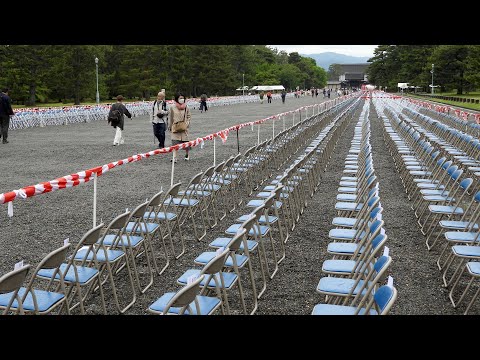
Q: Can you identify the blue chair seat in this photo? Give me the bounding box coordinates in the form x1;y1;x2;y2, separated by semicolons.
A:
410;171;432;176
322;259;359;274
467;262;480;276
329;228;365;240
468;167;480;172
209;237;258;252
126;221;159;234
335;202;363;211
341;177;358;181
337;187;357;194
452;246;480;258
0;287;64;313
246;199;282;209
343;169;358;174
203;184;221;192
327;242;364;255
178;189;212;197
337;194;357;202
102;234;143;248
316;277;368;296
263;185;294;192
215;178;231;185
144;211;177;221
225;223;270;237
194;252;248;268
37;263;98;285
165;198;200;207
312;303;377;315
332;217;360;228
73;248;125;263
417;183;444;189
237;214;278;224
428;205;464;215
177;269;238;289
420;189;449;196
445;231;478;243
423;195;455;202
148;293;221;315
406;165;424;171
345;165;358;170
439;220;479;230
339;181;357;187
257;191;289;199
224;174;238;180
414;179;438;183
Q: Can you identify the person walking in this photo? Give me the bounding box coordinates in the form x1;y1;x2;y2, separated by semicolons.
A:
327;89;331;99
108;95;132;146
200;93;208;112
266;91;272;103
168;92;191;162
0;88;15;144
315;88;319;98
281;89;286;104
152;91;168;148
259;91;265;104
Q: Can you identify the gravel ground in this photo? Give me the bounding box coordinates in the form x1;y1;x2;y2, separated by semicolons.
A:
370;102;480;315
0;94;331;314
2;94;478;315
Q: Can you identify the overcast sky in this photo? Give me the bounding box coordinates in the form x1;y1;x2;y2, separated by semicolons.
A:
268;45;378;57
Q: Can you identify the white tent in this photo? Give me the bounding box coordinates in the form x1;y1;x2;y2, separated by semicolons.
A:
250;85;285;91
235;85;250;91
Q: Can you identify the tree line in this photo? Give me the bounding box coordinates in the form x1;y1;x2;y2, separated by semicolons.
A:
0;45;327;106
366;45;480;94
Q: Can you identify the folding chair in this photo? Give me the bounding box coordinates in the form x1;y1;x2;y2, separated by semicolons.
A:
312;284;397;315
36;223;106;314
0;265;31;314
165;173;207;241
72;211;137;313
0;244;71;314
176;248;234;314
148;274;221;315
150;183;186;259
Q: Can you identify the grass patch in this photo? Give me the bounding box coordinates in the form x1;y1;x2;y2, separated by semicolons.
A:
406;94;480;111
436;91;480;98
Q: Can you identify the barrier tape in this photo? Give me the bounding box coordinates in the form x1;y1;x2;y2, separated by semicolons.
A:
1;94;354;204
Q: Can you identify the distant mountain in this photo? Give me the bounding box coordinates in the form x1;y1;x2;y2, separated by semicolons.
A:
302;52;371;70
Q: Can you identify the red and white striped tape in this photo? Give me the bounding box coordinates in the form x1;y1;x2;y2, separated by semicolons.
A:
406;97;480;124
1;96;355;205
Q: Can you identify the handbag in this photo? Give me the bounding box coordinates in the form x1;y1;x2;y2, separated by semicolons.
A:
172;108;188;133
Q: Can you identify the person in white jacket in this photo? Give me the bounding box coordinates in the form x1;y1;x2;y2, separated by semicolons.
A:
152;91;169;148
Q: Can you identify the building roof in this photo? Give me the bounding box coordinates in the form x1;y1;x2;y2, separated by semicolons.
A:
327;81;342;85
250;85;285;91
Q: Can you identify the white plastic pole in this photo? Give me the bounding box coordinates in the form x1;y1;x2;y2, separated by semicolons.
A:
170;151;175;187
213;137;216;166
292;111;295;126
283;115;285;131
257;123;260;145
93;173;97;227
272;118;275;139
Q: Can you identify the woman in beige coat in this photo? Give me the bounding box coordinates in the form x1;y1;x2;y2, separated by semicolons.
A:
168;92;192;162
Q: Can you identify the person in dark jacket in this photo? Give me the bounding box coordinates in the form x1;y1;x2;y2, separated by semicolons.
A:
0;88;15;144
199;93;208;112
108;95;132;146
281;89;286;104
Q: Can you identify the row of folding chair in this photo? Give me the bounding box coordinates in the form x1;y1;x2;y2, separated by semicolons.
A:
312;99;397;315
376;96;480;314
144;96;364;315
0;97;364;315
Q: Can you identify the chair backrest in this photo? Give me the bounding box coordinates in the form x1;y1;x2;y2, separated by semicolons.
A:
146;190;164;207
201;247;231;275
202;165;216;179
0;265;31;294
225;228;247;252
79;223;105;246
373;285;398;315
108;211;131;231
263;194;276;210
213;161;225;174
40;243;72;269
239;216;256;234
224;156;235;168
130;201;149;219
163;274;205;310
165;183;182;198
442;160;453;170
459;178;473;191
187;172;204;186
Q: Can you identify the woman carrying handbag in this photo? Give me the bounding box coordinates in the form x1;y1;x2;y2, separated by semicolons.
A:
168;92;192;162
